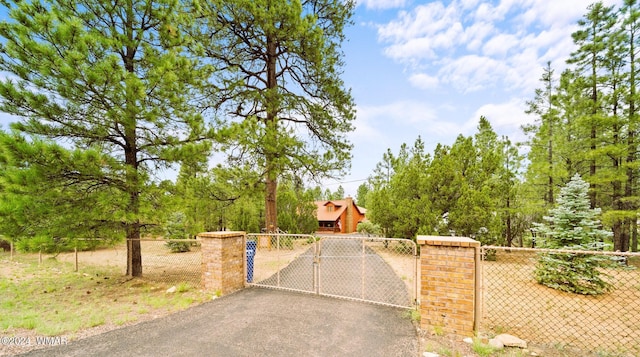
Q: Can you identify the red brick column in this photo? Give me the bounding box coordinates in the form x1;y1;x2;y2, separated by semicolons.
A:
197;231;246;295
417;235;480;337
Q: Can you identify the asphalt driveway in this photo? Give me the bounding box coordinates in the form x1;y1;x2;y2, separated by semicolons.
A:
256;237;412;307
19;287;419;357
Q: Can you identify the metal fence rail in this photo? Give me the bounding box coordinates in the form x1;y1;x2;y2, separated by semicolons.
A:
481;246;640;356
247;234;418;309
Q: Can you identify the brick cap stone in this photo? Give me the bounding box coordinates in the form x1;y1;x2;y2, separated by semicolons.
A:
197;231;246;239
416;235;480;247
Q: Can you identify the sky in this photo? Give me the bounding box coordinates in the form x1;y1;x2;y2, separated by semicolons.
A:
0;0;624;199
326;0;623;198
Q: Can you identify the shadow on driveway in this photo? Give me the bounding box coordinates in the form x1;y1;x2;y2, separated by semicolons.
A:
20;287;419;357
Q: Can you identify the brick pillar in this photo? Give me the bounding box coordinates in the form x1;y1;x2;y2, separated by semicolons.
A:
197;231;246;295
417;235;480;337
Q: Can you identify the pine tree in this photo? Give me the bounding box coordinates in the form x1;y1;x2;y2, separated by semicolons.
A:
620;0;640;251
524;62;563;207
533;174;613;295
0;0;213;276
567;1;618;209
164;212;190;253
193;0;356;232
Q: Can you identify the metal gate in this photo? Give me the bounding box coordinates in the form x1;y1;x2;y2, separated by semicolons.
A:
246;234;418;309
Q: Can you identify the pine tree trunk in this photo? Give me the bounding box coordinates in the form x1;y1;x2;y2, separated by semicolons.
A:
264;33;278;232
626;10;637;253
124;127;142;276
124;5;142;276
506;195;513;247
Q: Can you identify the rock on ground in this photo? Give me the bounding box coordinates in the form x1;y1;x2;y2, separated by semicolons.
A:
494;334;527;348
488;338;504;349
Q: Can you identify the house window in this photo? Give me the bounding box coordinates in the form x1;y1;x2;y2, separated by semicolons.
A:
327;206;334;212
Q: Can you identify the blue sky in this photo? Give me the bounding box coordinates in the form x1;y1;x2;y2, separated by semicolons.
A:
0;0;624;198
328;0;623;197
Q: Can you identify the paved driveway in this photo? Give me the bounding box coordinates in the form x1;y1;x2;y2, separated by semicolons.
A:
19;287;419;357
256;237;412;307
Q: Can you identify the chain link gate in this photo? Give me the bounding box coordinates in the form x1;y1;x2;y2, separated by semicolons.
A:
246;234;418;309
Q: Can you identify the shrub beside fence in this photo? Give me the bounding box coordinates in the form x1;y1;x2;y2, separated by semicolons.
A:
481;246;640;356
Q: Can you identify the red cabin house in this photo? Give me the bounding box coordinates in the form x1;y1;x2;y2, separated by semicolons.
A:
314;196;366;234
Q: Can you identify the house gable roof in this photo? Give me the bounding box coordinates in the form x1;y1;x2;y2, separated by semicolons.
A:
314;199;365;221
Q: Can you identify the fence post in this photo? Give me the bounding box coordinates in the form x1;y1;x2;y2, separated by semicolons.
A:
416;235;480;337
74;245;79;272
197;231;246;295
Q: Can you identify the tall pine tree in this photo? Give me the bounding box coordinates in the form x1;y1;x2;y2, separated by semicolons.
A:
192;0;356;232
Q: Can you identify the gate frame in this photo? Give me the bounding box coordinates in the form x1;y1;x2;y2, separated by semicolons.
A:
246;233;418;309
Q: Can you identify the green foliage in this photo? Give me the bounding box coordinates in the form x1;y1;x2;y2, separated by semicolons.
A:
193;0;356;230
15;235;66;254
0;0;214;276
471;339;498;357
365;120;523;244
355;184;369;208
356;221;382;236
164;212;190;253
276;179;318;234
533;174;613;295
523;2;640;252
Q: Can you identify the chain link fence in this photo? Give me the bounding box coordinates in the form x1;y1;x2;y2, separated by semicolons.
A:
480;246;640;356
247;234;418;309
5;239;202;287
247;233;318;293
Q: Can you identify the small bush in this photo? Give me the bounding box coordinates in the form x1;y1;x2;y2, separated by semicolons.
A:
164;212;190;253
356;221;382;236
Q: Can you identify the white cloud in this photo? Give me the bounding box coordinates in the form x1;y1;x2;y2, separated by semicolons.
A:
350;105;386;144
482;33;519;57
355;100;461;138
375;0;624;95
439;55;513;92
408;73;440;89
358;0;407;10
378;2;463;57
469;99;533;143
463;21;495;52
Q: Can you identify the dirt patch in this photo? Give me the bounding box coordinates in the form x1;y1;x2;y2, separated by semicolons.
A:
55;240;202;285
482;250;640;356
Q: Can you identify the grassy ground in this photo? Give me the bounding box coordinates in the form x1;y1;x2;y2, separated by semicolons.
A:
1;252;210;354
